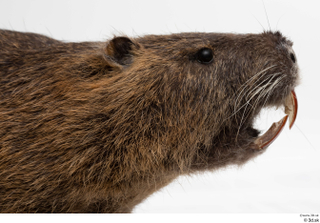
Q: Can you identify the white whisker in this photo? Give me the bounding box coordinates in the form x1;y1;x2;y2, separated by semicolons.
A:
250;74;283;111
235;73;284;139
228;71;280;121
234;65;276;112
254;77;284;120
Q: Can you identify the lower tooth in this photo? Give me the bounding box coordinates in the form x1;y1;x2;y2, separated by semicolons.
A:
250;115;288;150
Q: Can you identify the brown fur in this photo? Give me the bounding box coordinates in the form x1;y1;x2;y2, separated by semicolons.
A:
0;29;299;212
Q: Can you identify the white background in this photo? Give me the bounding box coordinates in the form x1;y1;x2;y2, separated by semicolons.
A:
0;0;319;213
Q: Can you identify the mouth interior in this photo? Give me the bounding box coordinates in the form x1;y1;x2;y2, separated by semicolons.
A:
249;90;298;150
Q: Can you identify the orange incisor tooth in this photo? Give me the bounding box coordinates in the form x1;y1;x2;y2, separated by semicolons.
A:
285;90;298;129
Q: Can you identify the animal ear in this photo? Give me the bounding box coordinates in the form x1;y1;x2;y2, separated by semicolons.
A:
105;36;139;65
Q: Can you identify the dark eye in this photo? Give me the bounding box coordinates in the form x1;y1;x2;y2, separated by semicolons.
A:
290;53;296;63
196;48;213;64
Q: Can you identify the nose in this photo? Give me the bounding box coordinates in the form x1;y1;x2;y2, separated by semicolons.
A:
270;31;296;65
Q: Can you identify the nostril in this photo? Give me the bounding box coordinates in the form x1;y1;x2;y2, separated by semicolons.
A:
290;53;296;63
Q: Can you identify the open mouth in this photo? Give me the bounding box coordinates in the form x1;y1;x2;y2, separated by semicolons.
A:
249;90;298;150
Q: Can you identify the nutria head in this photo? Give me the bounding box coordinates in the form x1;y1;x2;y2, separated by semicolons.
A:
0;30;299;212
99;31;298;173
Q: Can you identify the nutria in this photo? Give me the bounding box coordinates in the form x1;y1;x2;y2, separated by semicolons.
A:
0;29;299;213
